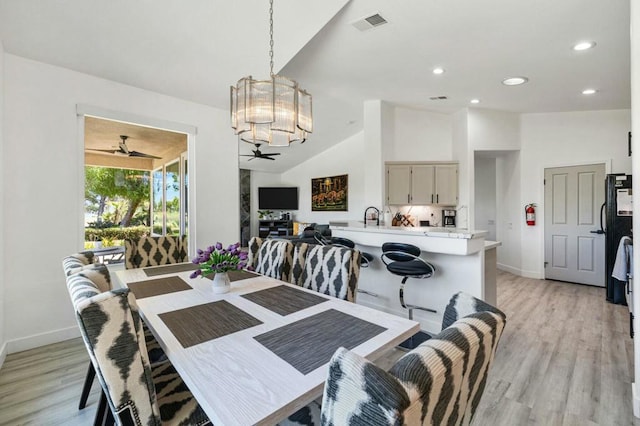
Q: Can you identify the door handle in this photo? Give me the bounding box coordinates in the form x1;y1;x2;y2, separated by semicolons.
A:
590;230;605;234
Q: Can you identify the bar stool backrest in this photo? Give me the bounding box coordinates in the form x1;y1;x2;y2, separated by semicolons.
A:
381;242;421;262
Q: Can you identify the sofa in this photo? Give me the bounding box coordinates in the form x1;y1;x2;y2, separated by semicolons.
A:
277;222;331;245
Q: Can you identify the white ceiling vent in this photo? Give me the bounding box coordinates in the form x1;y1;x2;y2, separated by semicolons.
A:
351;13;388;31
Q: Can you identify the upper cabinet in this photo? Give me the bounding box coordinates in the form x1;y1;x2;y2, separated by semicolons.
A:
386;163;458;206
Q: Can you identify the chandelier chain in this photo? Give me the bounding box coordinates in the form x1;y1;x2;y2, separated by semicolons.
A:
269;0;274;77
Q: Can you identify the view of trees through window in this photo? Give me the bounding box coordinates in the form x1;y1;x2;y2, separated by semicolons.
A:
152;161;181;236
84;166;151;248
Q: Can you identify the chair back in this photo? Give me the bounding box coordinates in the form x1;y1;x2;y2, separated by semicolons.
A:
320;292;506;426
66;274;161;425
381;242;421;263
298;244;362;302
124;235;188;269
62;251;96;276
291;242;309;286
247;237;294;282
330;237;356;249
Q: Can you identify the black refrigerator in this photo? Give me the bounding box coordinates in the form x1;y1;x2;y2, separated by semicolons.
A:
602;174;632;304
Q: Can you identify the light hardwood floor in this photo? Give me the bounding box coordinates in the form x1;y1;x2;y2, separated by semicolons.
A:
0;270;638;425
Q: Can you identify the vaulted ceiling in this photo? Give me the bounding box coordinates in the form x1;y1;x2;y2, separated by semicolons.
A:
0;0;630;173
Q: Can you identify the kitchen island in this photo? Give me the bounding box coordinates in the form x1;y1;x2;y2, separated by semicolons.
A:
330;221;499;334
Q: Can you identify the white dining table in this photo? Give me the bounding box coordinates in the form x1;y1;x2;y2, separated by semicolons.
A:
115;265;419;426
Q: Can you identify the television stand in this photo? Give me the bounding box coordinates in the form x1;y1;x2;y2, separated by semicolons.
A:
258;220;293;238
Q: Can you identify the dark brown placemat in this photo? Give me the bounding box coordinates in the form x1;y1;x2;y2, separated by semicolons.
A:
254;309;387;374
204;270;261;282
143;263;199;277
159;300;263;348
127;276;192;299
240;285;329;316
227;270;261;282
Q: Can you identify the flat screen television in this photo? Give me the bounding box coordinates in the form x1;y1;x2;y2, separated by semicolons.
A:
258;187;298;210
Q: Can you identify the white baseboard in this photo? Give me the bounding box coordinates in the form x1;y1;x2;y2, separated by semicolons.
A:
633;383;640;418
496;263;544;280
7;326;81;355
521;269;544;279
0;342;7;370
497;263;521;276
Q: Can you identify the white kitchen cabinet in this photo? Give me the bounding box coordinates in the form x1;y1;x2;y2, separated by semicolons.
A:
386;163;458;206
410;165;436;204
386;165;412;205
434;164;458;205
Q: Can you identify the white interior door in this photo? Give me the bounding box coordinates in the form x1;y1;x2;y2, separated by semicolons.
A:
544;164;605;286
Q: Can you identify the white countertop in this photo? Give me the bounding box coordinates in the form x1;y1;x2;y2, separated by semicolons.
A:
329;221;488;240
484;240;502;250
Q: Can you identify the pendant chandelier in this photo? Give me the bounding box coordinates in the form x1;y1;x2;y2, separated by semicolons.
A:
230;0;312;146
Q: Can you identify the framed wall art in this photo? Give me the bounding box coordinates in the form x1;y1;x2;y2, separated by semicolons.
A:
311;174;348;211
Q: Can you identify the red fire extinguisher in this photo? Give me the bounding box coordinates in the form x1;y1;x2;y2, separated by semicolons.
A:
525;203;536;226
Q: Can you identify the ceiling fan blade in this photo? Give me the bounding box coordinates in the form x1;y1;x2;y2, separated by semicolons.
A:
240;154;255;157
86;149;117;154
128;151;161;159
260;153;281;157
247;157;255;161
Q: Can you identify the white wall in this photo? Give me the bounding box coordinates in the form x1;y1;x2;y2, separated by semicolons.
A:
0;41;6;365
280;131;365;224
468;108;520;151
519;109;631;278
363;100;386;207
3;54;239;352
390;107;453;161
452;109;469;228
495;151;522;275
474;156;497;240
630;0;640;415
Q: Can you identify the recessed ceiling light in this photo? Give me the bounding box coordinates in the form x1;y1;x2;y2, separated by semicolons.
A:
502;76;529;86
582;88;597;95
432;67;445;75
470;99;480;104
573;41;596;51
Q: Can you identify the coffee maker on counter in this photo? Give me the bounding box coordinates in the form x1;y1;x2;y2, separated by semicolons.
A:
442;209;456;228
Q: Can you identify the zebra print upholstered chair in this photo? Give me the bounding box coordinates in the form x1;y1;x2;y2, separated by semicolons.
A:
62;253;166;411
281;292;506;426
66;273;210;425
296;244;362;302
124;235;188;269
62;250;97;276
247;237;294;282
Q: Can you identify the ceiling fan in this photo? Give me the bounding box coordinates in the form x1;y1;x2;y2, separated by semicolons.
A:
87;135;161;159
240;143;281;161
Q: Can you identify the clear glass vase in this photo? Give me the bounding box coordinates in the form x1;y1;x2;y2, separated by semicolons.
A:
212;272;230;294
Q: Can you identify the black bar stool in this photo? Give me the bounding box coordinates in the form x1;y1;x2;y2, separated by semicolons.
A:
314;233;375;268
381;242;436;349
